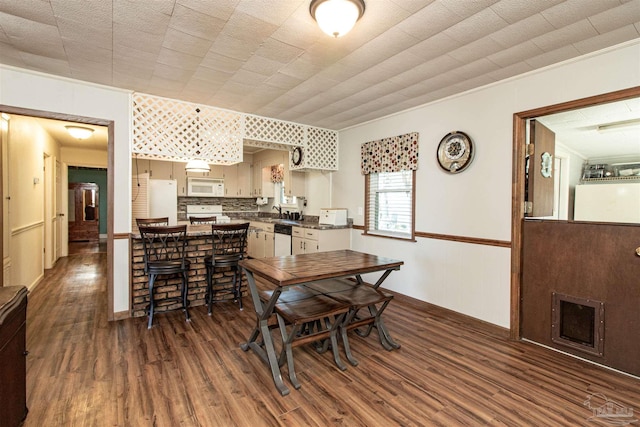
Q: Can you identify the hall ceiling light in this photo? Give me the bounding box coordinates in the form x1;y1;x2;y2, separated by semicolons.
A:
65;125;94;139
185;159;211;173
310;0;365;38
597;118;640;133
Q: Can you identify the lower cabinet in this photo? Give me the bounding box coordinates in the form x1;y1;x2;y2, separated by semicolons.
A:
0;286;29;427
292;227;350;255
248;222;275;258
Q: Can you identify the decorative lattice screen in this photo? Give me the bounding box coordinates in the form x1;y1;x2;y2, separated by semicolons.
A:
133;94;243;164
132;93;338;171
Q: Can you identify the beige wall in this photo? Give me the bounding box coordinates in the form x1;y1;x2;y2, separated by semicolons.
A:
61;146;107;168
7;115;60;289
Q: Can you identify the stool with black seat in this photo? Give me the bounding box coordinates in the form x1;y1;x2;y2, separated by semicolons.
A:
204;222;250;315
138;224;191;329
189;216;217;225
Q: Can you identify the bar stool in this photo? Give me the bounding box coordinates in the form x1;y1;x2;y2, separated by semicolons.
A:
204;222;250;314
138;224;191;329
136;217;169;226
189;216;217;224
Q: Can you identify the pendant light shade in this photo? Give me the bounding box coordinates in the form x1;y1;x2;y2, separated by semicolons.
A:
310;0;365;38
185;159;211;173
65;125;94;139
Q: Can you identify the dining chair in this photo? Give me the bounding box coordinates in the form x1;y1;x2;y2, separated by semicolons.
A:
189;216;217;224
138;224;191;329
136;217;169;226
204;222;250;315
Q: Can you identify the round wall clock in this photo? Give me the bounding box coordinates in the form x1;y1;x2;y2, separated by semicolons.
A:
436;131;474;173
292;146;303;166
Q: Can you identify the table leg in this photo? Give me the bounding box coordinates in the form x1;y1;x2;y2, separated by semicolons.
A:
240;269;290;396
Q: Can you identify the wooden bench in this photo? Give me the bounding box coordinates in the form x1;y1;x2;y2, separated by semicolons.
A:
305;278;396;366
259;286;350;389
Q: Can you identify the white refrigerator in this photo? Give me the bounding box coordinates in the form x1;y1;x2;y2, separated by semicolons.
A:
574;182;640;223
149;179;178;225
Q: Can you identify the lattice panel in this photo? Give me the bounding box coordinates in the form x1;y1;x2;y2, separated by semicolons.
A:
133;94;243;163
301;127;338;171
245;115;305;145
133;93;338;171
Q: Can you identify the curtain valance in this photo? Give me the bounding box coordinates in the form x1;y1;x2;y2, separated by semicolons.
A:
360;132;419;175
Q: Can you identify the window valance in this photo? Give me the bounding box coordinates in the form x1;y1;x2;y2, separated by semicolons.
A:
361;132;419;175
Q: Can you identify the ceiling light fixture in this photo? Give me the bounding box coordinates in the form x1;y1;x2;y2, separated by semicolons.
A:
184;108;211;173
310;0;365;38
597;118;640;133
65;125;94;139
185;159;211;173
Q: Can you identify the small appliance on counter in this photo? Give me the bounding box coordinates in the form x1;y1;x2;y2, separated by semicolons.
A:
319;208;348;226
186;205;231;223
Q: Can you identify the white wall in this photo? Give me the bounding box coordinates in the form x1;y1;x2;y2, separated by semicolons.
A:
335;41;640;328
0;65;132;313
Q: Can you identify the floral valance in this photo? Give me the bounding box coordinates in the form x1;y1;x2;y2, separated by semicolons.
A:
361;132;419;175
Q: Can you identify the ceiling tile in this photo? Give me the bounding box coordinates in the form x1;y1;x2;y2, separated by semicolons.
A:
541;0;620;29
406;32;462;61
221;11;277;42
442;7;509;44
448;36;504;63
487;40;545;67
0;13;66;59
152;63;194;83
0;0;57;25
113;23;164;54
176;0;240;21
440;0;500;19
254;37;304;63
489;13;555;48
241;55;285;77
156;47;202;71
490;0;563;24
208;33;261;61
57;17;112;49
112;0;171;35
573;25;640;54
162;27;214;58
169;3;226;41
486;61;534;81
190;66;232;84
525;44;581;69
393;1;461;41
234;0;302;26
588;1;640;34
263;72;304;90
199;52;243;74
20;51;71;75
532;19;599;52
389;0;438;14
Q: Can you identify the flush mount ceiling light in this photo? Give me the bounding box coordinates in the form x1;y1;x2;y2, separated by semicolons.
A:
65;125;94;139
185;159;211;173
310;0;365;38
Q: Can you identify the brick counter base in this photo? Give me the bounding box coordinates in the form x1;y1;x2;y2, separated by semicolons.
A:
131;235;246;318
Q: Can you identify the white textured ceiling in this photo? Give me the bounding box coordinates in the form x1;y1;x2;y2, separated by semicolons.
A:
1;0;639;132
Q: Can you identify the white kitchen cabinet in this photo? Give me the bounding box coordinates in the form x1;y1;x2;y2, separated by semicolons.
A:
292;227;349;254
148;160;173;180
223;163;252;197
282;153;306;197
174;162;187;196
248;222;275;258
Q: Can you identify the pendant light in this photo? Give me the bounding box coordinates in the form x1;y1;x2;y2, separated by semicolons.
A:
185;107;211;173
310;0;365;38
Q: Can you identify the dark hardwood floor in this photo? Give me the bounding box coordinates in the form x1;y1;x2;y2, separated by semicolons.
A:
23;251;639;426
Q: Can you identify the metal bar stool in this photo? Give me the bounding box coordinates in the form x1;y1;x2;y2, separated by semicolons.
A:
136;217;169;226
205;222;250;314
138;224;191;329
189;216;217;224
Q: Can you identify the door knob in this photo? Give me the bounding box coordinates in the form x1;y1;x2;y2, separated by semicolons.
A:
636;247;640;257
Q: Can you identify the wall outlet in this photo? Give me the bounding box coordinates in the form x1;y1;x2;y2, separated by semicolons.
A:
357;206;363;215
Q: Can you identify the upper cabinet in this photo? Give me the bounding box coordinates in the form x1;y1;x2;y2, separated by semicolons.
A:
223;163;251;197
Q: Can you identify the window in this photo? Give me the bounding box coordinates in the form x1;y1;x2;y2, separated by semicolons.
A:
365;170;415;240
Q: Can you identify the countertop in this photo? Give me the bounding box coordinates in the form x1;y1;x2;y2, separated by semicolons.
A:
131;218;351;238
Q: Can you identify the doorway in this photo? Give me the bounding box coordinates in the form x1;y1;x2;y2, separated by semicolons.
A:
511;86;640;340
68;182;99;242
0;105;115;319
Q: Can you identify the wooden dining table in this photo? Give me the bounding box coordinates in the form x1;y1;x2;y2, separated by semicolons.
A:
239;249;403;396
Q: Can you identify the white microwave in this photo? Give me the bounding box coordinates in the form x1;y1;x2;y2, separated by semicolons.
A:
187;177;224;197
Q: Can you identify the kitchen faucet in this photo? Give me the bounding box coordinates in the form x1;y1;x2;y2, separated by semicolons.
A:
272;205;282;218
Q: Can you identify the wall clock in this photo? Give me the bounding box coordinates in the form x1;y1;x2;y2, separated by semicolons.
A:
291;146;303;166
437;131;474;173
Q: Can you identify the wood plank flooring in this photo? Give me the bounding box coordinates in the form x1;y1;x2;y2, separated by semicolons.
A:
23;250;639;426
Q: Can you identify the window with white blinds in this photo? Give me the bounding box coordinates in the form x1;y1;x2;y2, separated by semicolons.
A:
365;170;415;239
